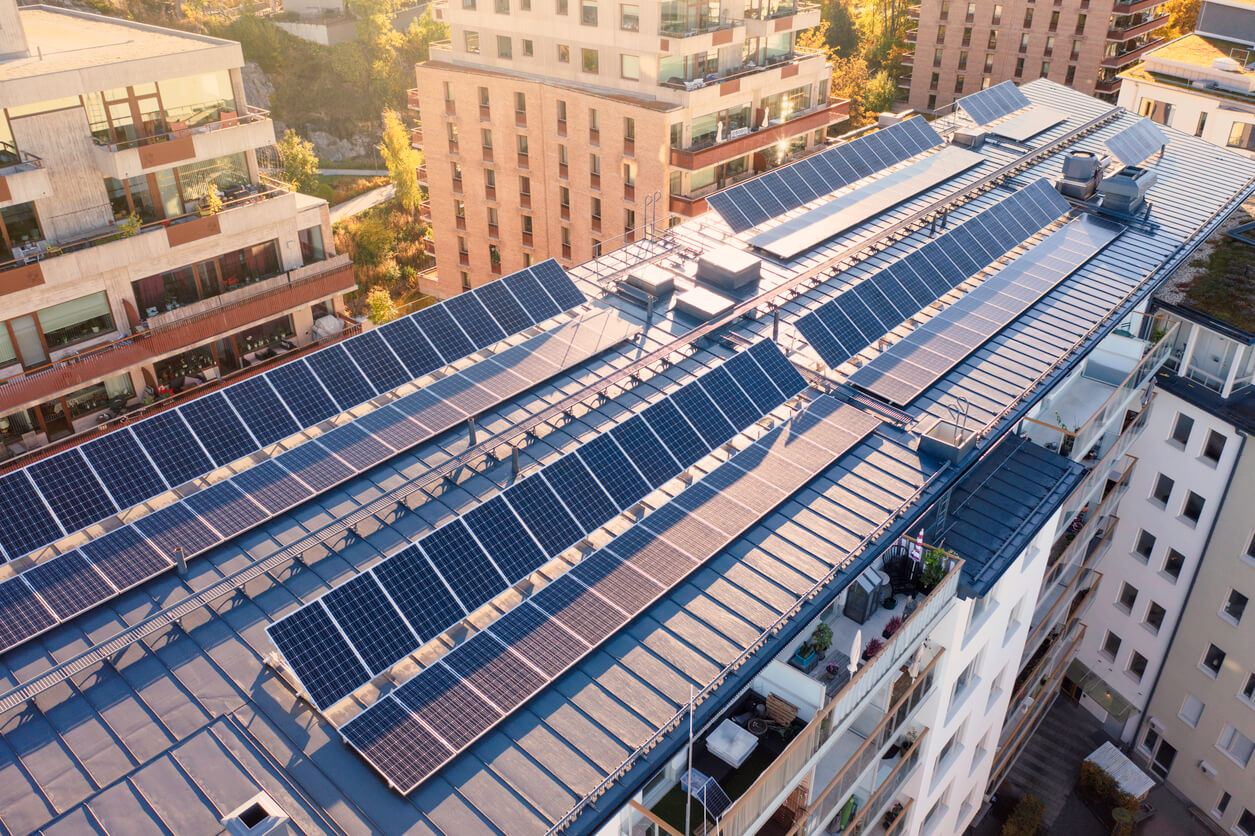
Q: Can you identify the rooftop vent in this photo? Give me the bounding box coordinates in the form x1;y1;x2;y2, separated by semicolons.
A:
1097;165;1156;215
1213;56;1243;72
696;245;761;291
222;792;291;836
951;128;986;150
1056;150;1102;200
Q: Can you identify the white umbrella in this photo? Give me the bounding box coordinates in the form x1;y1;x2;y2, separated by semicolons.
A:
848;628;862;674
907;650;921;679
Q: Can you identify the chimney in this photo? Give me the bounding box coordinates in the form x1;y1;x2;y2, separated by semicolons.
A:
0;0;30;60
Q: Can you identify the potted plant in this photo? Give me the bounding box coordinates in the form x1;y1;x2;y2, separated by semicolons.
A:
882;616;903;640
790;640;818;672
919;548;948;594
862;638;884;660
882;802;904;829
118;212;142;237
811;622;833;655
882;594;897;610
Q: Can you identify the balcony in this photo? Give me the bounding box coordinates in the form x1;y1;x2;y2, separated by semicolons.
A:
741;1;820;38
1095;77;1122;94
0;255;354;413
659;17;743;52
670;193;708;217
0;144;52;208
1101;37;1167;68
416;164;428;183
92;106;274;181
669;100;849;170
1107;14;1168;41
412;125;424;148
660;47;826;95
407;88;422;111
1111;0;1163;13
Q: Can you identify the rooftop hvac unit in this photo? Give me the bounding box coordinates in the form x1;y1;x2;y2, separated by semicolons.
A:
1098;165;1157;215
1056;150;1102;200
952;128;986;150
1199;760;1219;777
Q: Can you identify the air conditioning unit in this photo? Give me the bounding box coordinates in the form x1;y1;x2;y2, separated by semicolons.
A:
1199;760;1218;777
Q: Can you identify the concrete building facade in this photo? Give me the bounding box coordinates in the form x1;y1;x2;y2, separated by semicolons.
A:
411;0;850;297
0;3;351;459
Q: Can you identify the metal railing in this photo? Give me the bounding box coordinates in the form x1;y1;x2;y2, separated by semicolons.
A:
661;47;824;91
0;140;43;176
91;105;270;152
843;731;928;835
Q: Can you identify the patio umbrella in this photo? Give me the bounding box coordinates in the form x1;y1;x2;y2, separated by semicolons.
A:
907;650;921;679
848;629;861;674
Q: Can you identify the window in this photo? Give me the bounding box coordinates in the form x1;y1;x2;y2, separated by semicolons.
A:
481;128;493;148
1015;57;1025;77
1182;491;1205;525
1134;529;1156;561
1145;601;1166;633
991;3;1002;23
519;175;530;197
443;81;454;101
581;48;599;73
522;38;534;56
38;292;116;351
461;271;472;291
1229;123;1255;152
556;0;567;11
1102;630;1122;661
558;44;570;62
1041;60;1051;76
464;30;480;53
621;54;640;80
1164;549;1186;581
497;35;512;58
581;0;597;24
1151;473;1174;506
983;54;994;73
1196;112;1208;137
962;26;972;46
955;75;965;93
620;2;638;29
590;154;601;176
591;197;601;219
495;0;508;11
1128;651;1148;681
624;117;635;142
1019;33;1030;52
1117;582;1138;612
515;92;526;114
1180;694;1204;727
1045;35;1055;55
557;100;567;127
934;47;944;66
1170;412;1193;446
958;51;968;70
1203;430;1226;464
624;208;635;233
1202;643;1226;677
454;199;466;219
1069;40;1081;61
484;169;496;191
521;215;533;237
521;0;530;8
1075;12;1086;32
1217;725;1255;767
623;161;636;186
457;236;468;256
1023;8;1033;26
1240;809;1255;836
487;207;498;229
558;145;568;167
1065;65;1075;85
952;657;977;705
478;86;490;108
1215;792;1231;818
559;186;570;208
1223;589;1248;624
1049;9;1059;29
930;72;940;90
988;30;999;48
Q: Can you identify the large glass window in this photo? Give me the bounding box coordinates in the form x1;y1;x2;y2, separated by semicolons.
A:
0;201;44;260
690;104;752;148
176;153;249;206
660;0;719;34
158;71;237;129
1229;123;1255;152
299;226;325;263
761;85;812;123
131;239;281;314
37;292;115;351
66;374;134;419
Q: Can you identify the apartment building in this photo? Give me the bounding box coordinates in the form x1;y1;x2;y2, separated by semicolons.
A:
410;0;849;297
1118;0;1255;157
0;3;350;458
903;0;1170;113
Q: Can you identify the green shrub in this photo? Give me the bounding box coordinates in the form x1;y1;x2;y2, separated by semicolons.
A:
1078;761;1138;817
1000;794;1044;836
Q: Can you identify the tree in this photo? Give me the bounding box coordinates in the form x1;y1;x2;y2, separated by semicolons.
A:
865;70;898;116
380;108;423;212
399;9;449;67
365;285;400;324
277;129;320;195
829;54;873;127
350;215;395;266
821;0;860;58
1163;0;1200;38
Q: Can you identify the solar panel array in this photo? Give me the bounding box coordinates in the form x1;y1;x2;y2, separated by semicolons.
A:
987;108;1067;143
268;340;808;710
795;178;1070;370
706;118;943;233
848;215;1125;405
1105;118;1167;166
956;81;1031;126
0;261;583;565
339;396;883;793
0;309;635;655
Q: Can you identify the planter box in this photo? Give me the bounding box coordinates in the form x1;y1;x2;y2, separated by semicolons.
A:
165;214;221;247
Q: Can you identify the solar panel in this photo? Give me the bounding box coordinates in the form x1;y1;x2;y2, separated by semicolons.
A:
707;118;944;232
354;405;423;451
268;602;371;709
275;440;355;492
130;411;214;488
182;481;268;538
223;375;300;447
749;145;986;260
316;423;394;471
376;317;444;379
529;259;586;310
531;577;628;644
503;474;585;553
410;304;475;363
609;414;682;488
0;579;56;652
372;545;467;640
501;267;563;321
24;550;115;620
340;696;454;790
0;472;63;559
26;451;117;533
132;502;218;558
81;525;171;589
178;392;259;467
444;292;507;349
305;344;378;410
343;330;412;392
670;383;736;448
227;459;312;513
1106;118;1167;166
574;434;650;509
323;574;420;675
641;398;708;468
461;495;548;582
849;215;1125;404
797;178;1070;370
488;600;588;676
535;454;618;531
988;108;1067;142
80;429;168;510
471;280;532;335
697;367;760;430
418;520;509;606
748;338;808;398
569;549;661;614
440;631;546;712
724;350;786;412
393;662;502;748
956;80;1031;126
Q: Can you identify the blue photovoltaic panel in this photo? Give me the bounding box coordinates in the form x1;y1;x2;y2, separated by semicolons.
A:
377;317;444;379
441;631;547;713
671;383;736;448
393;662;502;748
130;410;214;487
0;472;62;560
418;520;508;607
538;454;619;530
461;495;548;582
489;600;588;676
373;545;466;640
473;280;531;334
275;441;355;492
610;414;681;489
724;351;785;413
956;80;1031;126
264;359;340;427
443;292;507;349
228;459;312;514
391;387;467;434
344;331;412;392
354;405;423;451
1106;118;1167;167
748;339;807;398
411;304;475;363
305;344;378;410
323;574;419;674
132;502;219;558
24;550;114;620
529;259;585;310
503;475;584;555
317;423;394;471
80;525;171;590
223;375;300;447
268;603;371;709
575;434;650;509
178;392;258;466
530;576;628;644
697;367;760;430
80;430;168;510
641;398;707;468
182;481;267;538
27;451;117;534
0;580;56;653
340;696;454;791
502;268;563;322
